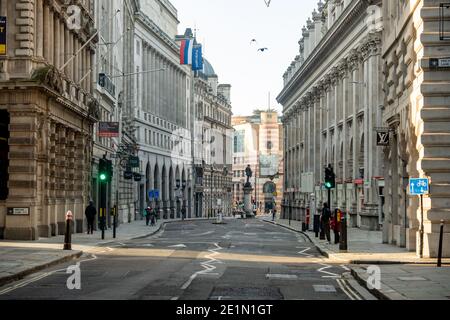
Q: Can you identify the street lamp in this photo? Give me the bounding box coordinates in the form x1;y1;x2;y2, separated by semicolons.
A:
223;166;229;216
210;164;215;219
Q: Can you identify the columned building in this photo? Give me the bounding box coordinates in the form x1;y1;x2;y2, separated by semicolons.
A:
192;59;233;218
382;0;450;257
278;0;384;231
232;111;284;214
0;0;98;239
133;1;194;220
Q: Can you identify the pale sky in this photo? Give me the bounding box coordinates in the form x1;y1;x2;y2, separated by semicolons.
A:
170;0;318;117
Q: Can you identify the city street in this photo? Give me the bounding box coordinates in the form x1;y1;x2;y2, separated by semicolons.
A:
0;219;372;300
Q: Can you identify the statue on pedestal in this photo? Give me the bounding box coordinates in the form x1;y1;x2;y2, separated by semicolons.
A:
245;165;252;188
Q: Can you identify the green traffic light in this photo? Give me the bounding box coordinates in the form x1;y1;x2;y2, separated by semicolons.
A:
100;173;107;181
325;182;332;189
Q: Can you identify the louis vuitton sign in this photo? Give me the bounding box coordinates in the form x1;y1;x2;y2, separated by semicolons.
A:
376;129;390;147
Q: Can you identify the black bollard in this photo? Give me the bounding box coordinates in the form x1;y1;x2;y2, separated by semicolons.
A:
113;206;117;239
340;213;348;252
101;208;105;240
320;222;325;240
314;215;320;238
63;211;73;250
437;219;444;267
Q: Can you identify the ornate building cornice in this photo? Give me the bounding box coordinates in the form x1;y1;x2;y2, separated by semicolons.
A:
278;0;369;106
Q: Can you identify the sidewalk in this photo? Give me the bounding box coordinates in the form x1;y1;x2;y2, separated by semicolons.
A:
260;216;450;300
261;217;450;265
0;217;195;287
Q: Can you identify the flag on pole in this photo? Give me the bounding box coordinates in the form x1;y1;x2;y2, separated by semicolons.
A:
192;44;203;71
180;39;193;65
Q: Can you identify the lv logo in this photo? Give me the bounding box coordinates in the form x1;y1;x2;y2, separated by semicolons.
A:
377;131;389;146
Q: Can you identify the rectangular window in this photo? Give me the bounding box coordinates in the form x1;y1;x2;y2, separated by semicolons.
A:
233;130;245;153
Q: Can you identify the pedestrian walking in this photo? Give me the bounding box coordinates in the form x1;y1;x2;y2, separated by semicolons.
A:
272;207;276;221
85;200;97;234
145;206;152;226
181;207;186;221
150;207;156;226
331;209;341;244
321;202;332;243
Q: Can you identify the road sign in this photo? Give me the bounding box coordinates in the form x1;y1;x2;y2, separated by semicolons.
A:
128;156;140;168
148;189;160;200
98;122;119;137
409;178;429;196
0;16;6;55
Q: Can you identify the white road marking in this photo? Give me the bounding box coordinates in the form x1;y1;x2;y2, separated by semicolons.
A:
336;278;362;300
317;263;340;278
336;279;355;300
341;265;351;271
192;231;215;237
171;296;179;300
168;244;187;248
266;274;298;280
181;243;223;290
342;279;363;300
0;252;99;295
313;285;336;292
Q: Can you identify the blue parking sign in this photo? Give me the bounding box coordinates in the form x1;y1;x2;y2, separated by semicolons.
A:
148;190;160;200
409;178;429;196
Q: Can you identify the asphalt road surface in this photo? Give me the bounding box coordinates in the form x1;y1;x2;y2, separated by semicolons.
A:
0;218;374;300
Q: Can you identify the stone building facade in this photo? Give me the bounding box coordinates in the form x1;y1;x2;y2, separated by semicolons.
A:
192;59;233;218
381;0;450;257
278;0;384;231
232;111;284;214
91;0;137;227
0;0;98;239
132;1;194;220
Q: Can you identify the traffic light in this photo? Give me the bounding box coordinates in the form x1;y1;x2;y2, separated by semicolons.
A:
98;158;113;183
324;165;335;190
99;158;108;182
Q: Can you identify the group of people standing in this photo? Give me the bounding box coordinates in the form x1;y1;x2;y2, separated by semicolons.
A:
314;202;341;244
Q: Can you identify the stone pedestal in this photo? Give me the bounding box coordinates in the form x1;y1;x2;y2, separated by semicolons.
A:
243;184;255;218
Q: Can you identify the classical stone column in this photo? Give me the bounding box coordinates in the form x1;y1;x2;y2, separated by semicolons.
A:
339;61;349;210
54;15;60;69
43;5;50;61
56;125;67;235
360;34;382;230
36;0;44;58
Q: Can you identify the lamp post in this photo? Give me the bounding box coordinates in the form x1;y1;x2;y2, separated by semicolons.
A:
223;166;229;216
182;179;187;220
210;164;215;219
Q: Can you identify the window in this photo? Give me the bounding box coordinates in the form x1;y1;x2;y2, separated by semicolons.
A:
136;40;140;55
234;130;245;153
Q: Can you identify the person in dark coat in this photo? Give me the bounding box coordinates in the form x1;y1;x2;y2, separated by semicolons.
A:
85;201;97;234
145;206;152;226
321;202;332;243
181;207;186;221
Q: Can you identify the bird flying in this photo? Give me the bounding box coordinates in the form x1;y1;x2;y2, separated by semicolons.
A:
258;48;269;52
264;0;272;7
